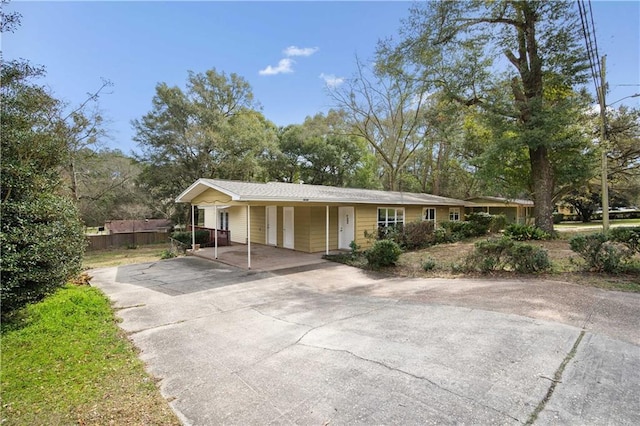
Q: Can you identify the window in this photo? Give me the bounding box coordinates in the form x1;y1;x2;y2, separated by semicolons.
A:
378;208;404;228
197;208;205;226
423;208;436;222
449;207;460;221
219;211;229;230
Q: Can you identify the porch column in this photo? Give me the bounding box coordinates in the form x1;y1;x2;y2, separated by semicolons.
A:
326;205;329;255
214;204;218;259
191;204;196;250
247;205;251;269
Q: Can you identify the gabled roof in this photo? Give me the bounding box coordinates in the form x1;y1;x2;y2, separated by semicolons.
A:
466;196;534;207
176;178;469;206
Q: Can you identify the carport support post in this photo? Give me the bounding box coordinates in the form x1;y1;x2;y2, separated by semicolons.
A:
191;204;196;250
326;205;329;255
214;205;218;259
247;205;251;269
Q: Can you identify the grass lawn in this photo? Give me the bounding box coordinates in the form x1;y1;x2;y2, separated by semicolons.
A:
83;244;174;269
556;218;640;229
0;285;180;425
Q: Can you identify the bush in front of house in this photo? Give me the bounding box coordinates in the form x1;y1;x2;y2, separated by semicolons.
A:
609;227;640;254
503;223;551;241
366;239;403;268
463;237;551;273
489;214;508;233
569;233;633;273
397;220;436;250
171;230;210;246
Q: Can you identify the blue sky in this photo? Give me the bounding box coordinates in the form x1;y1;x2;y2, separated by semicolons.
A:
4;1;639;154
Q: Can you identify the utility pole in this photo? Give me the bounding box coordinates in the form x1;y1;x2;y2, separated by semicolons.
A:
598;56;609;232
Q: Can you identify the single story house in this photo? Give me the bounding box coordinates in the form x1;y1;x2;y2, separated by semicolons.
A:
465;196;534;224
176;179;470;263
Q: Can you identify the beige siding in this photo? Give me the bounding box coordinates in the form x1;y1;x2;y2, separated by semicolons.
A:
228;206;247;243
435;206;450;227
309;206;338;252
249;206;265;244
191;188;232;204
294;207;311;252
354;205;378;249
404;206;423;223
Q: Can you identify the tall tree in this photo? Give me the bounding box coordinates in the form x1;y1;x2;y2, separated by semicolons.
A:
329;58;433;191
382;0;593;232
271;110;379;188
133;69;278;220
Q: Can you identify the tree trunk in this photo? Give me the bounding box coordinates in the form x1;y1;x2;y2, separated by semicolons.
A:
529;146;554;233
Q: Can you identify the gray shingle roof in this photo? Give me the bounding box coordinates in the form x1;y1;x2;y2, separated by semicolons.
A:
177;178;468;206
466;196;534;206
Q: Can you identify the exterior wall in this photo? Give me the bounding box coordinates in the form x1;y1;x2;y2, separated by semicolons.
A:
309;206;338;252
249;206;265;244
435;206;451;226
354;205;378;249
404;206;423;223
294;206;311;252
228;206;247;243
201;206;217;228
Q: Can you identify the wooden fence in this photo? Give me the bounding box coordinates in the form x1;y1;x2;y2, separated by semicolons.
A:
87;232;170;251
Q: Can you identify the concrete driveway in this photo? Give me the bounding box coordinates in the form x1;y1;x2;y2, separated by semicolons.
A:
92;257;640;425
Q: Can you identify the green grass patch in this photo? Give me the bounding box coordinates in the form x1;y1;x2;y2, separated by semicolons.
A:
0;285;179;425
83;244;171;269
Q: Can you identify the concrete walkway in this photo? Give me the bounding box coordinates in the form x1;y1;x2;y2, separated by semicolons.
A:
92;257;640;425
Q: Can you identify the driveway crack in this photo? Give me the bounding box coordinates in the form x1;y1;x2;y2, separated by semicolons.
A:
524;330;586;425
299;343;523;424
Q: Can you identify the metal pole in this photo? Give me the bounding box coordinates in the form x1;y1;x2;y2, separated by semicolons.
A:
326;205;329;255
599;56;609;232
191;204;196;250
247;205;251;269
214;205;218;259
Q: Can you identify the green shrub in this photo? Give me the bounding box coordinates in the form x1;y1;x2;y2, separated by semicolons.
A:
609;227;640;254
509;243;552;273
466;212;493;235
504;223;551;241
160;249;177;259
490;214;508;232
422;257;436;271
441;221;476;241
569;233;632;273
1;195;86;317
171;230;210;246
463;238;551;273
365;239;403;268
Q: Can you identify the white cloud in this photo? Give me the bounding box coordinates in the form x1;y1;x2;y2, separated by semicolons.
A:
283;46;319;57
259;58;295;76
319;73;345;88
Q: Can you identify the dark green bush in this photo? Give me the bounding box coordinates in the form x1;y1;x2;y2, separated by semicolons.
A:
171;230;210;245
441;221;476;241
609;227;640;254
553;213;564;224
463;238;551;273
365;239;403;268
1;195;86;315
466;212;493;235
490;214;508;233
504;223;551;241
569;233;632;273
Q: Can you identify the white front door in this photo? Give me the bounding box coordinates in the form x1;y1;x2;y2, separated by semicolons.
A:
283;207;294;249
338;206;355;250
266;206;277;246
